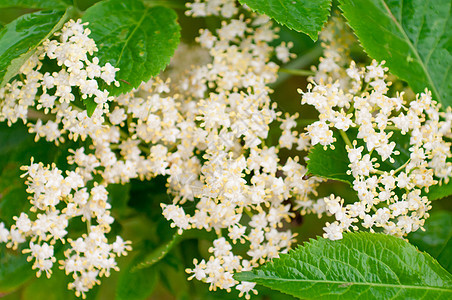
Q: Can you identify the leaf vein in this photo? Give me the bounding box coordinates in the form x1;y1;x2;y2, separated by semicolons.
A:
116;7;149;67
379;0;441;103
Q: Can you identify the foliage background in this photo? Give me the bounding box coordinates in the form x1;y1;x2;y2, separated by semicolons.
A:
0;0;451;299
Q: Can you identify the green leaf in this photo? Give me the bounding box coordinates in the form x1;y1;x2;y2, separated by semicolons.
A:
82;97;97;118
0;123;60;223
131;231;182;272
307;131;354;184
235;232;452;299
0;0;71;9
408;211;452;273
22;273;73;300
22;268;98;300
426;180;452;201
0;7;75;88
0;246;34;293
238;0;332;41
82;0;181;95
0;184;29;227
0;123;30;170
116;257;158;300
307;129;440;202
339;0;452;107
108;183;131;218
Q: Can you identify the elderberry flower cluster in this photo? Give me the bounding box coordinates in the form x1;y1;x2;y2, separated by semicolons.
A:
0;19;119;143
299;19;452;240
310;15;356;90
158;2;320;296
1;2;447;299
0;3;319;298
0;19;128;298
0;160;131;298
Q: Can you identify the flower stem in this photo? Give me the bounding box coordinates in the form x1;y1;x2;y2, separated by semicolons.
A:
339;130;352;148
279;68;315;76
273;45;323;86
394;159;411;174
385;125;401;131
87;218;91;233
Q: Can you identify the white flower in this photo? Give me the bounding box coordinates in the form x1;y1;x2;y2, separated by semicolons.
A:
346;144;363;164
112;236;132;256
101;63;119;85
307;121;335;146
13;213;32;233
275;42;294;63
0;222;9;243
323;222;343;240
236;281;257;299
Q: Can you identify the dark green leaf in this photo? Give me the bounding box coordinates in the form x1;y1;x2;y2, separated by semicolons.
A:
0;123;60;223
129;176;172;220
340;0;452;107
307;129;443;203
238;0;332;41
108;183;131;217
308;128;451;201
82;0;181;95
0;0;71;9
409;211;452;273
0;7;75;88
0;246;34;292
158;261;189;299
235;232;452;299
0;123;30;169
307;131;354;184
0;185;29;227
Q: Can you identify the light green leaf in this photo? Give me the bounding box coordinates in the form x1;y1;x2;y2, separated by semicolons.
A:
22;268;98;300
238;0;331;41
22;273;73;300
339;0;452;107
131;232;182;272
426;180;452;201
82;97;97;118
116;257;158;300
0;0;71;9
0;7;75;88
82;0;181;96
235;232;452;299
408;211;452;273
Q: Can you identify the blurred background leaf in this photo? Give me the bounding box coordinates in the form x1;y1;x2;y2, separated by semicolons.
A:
408;211;452;274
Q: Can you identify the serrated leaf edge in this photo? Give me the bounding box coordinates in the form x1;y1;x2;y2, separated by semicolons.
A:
235;233;452;296
238;0;332;41
338;0;445;106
